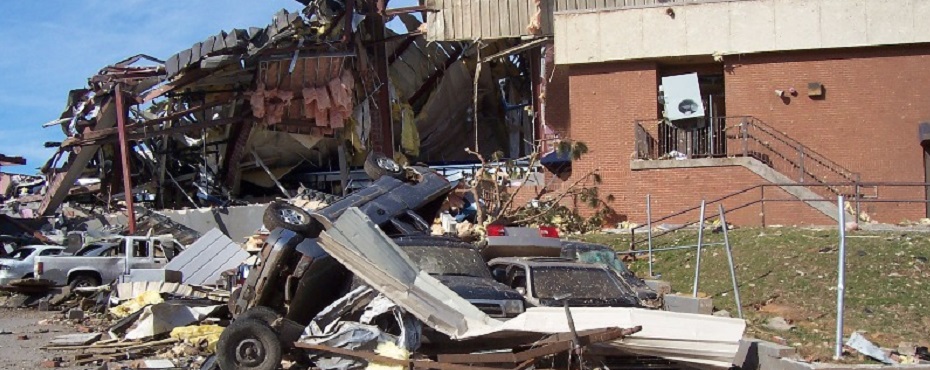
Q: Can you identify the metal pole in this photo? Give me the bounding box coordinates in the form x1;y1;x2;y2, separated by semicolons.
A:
115;84;137;234
760;186;766;227
854;176;861;222
799;147;805;183
692;200;706;297
647;194;654;278
719;204;743;319
834;195;847;360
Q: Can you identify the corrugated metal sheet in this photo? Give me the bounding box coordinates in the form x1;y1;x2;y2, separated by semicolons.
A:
426;0;555;41
425;0;704;41
554;0;688;12
164;228;249;286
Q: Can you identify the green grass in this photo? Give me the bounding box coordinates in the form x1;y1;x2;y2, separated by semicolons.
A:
574;227;930;362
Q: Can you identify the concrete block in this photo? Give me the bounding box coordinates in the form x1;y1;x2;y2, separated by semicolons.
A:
734;339;762;370
190;42;202;63
178;48;192;69
225;29;248;48
736;339;803;370
37;299;50;312
757;340;798;359
201;36;216;57
212;31;229;54
66;309;83;321
663;294;713;315
760;358;811;370
645;279;671;295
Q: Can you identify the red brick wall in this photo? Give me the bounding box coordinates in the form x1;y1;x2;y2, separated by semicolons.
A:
724;45;930;223
551;45;930;226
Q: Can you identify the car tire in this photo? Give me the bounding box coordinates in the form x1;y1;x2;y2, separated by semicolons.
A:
363;152;404;181
68;274;100;291
217;319;282;370
263;201;318;237
238;306;281;326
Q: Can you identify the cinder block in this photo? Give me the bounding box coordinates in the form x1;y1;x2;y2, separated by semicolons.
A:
663;294;713;315
644;279;671;295
66;309;84;321
190;42;202;63
201;36;216;57
757;341;798;359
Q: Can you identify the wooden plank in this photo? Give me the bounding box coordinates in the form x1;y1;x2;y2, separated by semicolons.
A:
443;0;454;41
50;333;101;346
481;0;492;39
492;0;504;38
508;0;520;37
472;0;482;38
459;0;470;40
451;0;461;40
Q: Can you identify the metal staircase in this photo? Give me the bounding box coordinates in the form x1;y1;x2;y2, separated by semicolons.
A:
634;116;864;202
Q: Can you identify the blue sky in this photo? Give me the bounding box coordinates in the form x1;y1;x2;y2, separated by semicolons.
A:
0;0;416;175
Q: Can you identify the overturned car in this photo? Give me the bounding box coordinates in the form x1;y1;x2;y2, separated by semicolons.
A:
220;164;525;370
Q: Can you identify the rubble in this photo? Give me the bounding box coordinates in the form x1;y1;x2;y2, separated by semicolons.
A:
6;2;891;369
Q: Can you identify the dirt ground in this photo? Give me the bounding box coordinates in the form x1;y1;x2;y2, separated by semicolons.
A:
0;308;87;370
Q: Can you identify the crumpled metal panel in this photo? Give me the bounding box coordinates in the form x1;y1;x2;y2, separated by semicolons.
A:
164;228;249;286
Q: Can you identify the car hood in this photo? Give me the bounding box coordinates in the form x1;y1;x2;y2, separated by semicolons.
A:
432;275;524;301
0;259;29;265
537;296;640;308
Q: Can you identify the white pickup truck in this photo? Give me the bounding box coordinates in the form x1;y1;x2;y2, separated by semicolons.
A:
35;235;183;289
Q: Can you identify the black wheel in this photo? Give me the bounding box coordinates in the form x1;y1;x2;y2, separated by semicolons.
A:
238;306;281;325
217;319;282;370
364;152;404;181
263;201;317;236
68;274;100;290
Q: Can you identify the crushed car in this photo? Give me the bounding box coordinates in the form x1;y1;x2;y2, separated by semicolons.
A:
220;162;457;370
393;235;524;319
560;241;661;308
488;257;641;308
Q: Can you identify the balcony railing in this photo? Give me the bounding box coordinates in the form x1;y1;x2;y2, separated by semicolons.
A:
634;116;862;199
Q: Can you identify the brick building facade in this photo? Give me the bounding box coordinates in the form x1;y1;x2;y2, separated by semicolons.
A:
545;9;930;226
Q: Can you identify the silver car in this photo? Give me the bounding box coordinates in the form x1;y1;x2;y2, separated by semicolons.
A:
0;246;64;286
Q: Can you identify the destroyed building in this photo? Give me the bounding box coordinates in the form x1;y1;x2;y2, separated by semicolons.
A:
6;0;930;240
2;0;544;233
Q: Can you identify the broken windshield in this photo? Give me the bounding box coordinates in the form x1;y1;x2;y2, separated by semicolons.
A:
401;246;493;279
577;250;632;274
532;266;628;299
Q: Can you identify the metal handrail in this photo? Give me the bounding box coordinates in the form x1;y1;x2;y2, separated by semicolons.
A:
633;115;862;198
744;117;859;183
630;181;930;248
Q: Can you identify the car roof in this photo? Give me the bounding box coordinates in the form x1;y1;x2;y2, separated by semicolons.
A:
489;256;609;269
18;245;64;250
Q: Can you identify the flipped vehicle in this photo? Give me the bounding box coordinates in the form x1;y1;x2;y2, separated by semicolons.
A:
34;236;182;289
560;241;661;308
488;257;641;308
0;246;65;286
220;164;456;370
